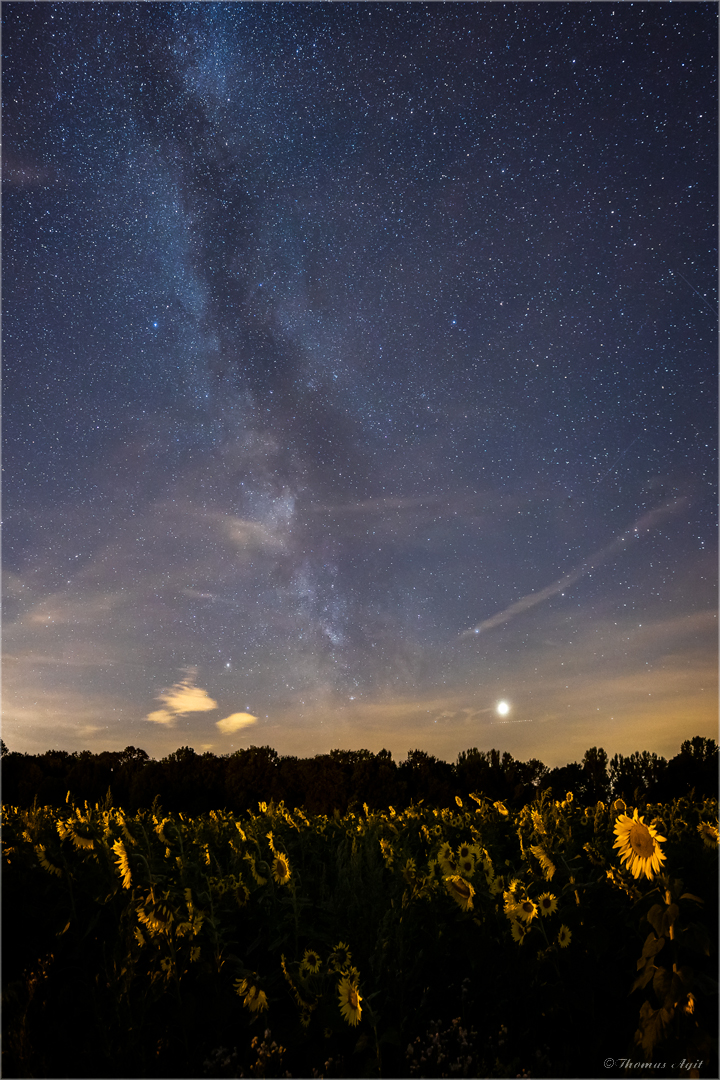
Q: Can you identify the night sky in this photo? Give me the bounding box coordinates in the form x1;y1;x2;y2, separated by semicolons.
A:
3;3;717;768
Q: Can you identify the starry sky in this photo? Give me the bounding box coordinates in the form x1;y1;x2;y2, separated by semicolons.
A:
3;2;717;768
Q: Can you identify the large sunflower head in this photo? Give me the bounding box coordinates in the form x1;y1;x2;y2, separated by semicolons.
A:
271;854;291;886
300;948;322;976
537;892;558;917
438;841;458;876
244;984;269;1013
338;975;362;1026
697;821;719;850
516;898;538;924
613;809;667;880
445;874;475;912
329;942;352;972
402;857;417;884
557;925;572;949
510;918;529;944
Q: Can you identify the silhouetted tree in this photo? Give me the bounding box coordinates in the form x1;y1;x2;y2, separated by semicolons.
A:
581;747;610;803
398;749;454;807
609;750;667;801
660;736;718;800
546;760;585;800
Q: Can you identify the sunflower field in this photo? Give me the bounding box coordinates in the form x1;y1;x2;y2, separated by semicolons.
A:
2;790;718;1079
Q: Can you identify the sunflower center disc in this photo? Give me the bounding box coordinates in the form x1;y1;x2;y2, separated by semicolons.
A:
629;822;654;858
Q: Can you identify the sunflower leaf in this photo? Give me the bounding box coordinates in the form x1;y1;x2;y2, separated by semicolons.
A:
679;892;704;905
652;965;672;1002
646;903;664;936
640;931;665;960
631;964;657;993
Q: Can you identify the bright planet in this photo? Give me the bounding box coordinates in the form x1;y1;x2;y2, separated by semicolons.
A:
496;701;511;717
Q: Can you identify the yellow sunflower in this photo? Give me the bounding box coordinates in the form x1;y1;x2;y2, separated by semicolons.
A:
271;854;292;886
458;856;475;878
537;892;558;917
244;984;269;1013
438;841;458;876
445;874;475;912
697;821;719;849
613;798;626;812
300;948;322;976
510;918;529;944
613;809;667;880
455;796;463;808
494;801;509;816
529;843;556;881
516;898;538;923
402;857;417;884
329;942;352;972
557;925;571;948
338;975;362;1026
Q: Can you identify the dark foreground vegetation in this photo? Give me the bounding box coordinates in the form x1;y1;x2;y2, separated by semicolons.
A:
1;735;717;814
2;737;717;1080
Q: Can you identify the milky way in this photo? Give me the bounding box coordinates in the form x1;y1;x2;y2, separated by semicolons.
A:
3;3;717;765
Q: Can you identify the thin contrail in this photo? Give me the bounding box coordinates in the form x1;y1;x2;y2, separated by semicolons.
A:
460;497;688;638
594;434;640;484
669;269;716;313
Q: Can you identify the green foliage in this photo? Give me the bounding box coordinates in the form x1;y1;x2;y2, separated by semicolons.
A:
2;790;717;1078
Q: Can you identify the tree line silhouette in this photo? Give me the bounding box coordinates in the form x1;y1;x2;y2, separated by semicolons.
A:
1;736;716;815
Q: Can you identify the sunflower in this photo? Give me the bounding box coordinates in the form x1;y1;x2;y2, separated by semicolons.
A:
613;809;667;880
537;892;558;917
529;843;556;881
458;856;475;878
271;854;292;886
244;985;269;1013
35;844;63;878
338;974;362;1026
494;801;509;816
438;841;458;876
329;942;352;972
697;821;719;849
557;925;572;948
455;796;463;808
111;838;133;889
379;837;395;868
402;857;417;884
300;948;322;976
445;874;475;912
516;898;538;924
613;798;626;812
510;918;529;944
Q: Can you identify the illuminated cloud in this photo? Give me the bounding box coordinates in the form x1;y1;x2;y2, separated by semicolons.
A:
216;711;258;734
145;708;177;726
145;674;218;726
